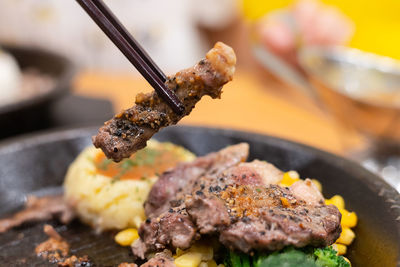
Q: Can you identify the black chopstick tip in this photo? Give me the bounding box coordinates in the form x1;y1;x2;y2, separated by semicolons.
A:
77;0;183;115
170;101;185;115
176;103;185;115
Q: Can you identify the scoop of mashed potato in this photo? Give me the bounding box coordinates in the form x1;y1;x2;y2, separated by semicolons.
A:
64;140;195;232
0;50;21;104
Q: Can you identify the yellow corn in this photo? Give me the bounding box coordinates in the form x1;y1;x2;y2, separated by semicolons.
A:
281;171;300;186
337;227;355;245
175;252;202;267
114;228;139;246
199;262;208;267
207;260;218;267
311;179;322;192
340;209;358;228
217;264;225;267
343;257;351;266
334;243;347;255
288;170;300;179
325;195;345;210
336;244;347;255
175;248;187;257
189;244;213;261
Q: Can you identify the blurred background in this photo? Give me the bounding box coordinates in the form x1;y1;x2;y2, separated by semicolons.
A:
1;0;400;190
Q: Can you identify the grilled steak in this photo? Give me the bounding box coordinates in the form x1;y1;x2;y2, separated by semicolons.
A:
215;183;340;252
132;146;341;258
93;42;236;162
140;251;176;267
144;143;249;218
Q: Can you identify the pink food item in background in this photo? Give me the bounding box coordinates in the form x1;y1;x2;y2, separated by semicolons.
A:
257;0;354;68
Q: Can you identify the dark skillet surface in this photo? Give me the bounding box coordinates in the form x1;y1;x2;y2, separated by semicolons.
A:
0;126;399;267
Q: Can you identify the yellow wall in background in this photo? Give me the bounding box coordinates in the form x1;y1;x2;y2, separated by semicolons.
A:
242;0;400;60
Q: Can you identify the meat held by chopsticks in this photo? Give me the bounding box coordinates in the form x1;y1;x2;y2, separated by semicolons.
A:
93;42;236;162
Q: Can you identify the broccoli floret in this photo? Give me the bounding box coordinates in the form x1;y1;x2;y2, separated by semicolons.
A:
225;250;251;267
314;247;350;267
253;247;318;267
223;246;350;267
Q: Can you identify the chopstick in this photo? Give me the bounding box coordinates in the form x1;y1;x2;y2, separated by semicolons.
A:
92;0;166;82
76;0;184;114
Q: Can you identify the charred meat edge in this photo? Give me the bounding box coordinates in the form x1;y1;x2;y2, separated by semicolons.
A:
93;42;236;162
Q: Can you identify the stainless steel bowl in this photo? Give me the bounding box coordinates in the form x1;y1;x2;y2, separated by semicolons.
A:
299;46;400;190
298;46;400;145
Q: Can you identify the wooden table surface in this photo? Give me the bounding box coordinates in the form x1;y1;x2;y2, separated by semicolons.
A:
73;67;360;156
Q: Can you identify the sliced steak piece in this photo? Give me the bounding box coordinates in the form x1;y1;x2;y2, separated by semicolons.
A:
0;195;74;233
140;250;176;267
234;160;283;185
215;184;341;252
133;156;342;258
185;165;340;251
118;263;138;267
290;179;324;205
93;42;236;162
135;207;198;257
144;143;249;218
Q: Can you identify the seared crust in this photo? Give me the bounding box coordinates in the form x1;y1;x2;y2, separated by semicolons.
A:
93;42;236;162
133;145;342;258
144;143;249;218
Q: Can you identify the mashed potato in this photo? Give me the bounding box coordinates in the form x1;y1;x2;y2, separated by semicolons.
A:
64;140;195;232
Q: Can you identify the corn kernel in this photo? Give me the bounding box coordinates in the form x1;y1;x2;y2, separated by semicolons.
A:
343;257;351;266
176;248;187;257
331;243;347;255
288;170;300;179
175;252;202;267
311;179;322;192
340;209;358;228
335;243;347;255
281;171;300;186
325;195;345;210
337;227;355;245
114;228;139;246
207;260;218;267
199;262;208;267
217;264;225;267
189;244;213;261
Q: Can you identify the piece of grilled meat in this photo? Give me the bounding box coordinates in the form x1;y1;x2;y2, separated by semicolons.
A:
144;143;249;218
132;144;341;258
140;251;175;267
93;42;236;162
0;195;74;233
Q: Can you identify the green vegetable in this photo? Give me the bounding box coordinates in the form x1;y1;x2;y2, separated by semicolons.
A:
224;247;350;267
225;250;250;267
254;248;318;267
314;247;350;267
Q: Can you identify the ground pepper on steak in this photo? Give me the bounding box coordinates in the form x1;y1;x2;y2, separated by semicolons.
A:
93;42;236;162
144;143;249;218
214;184;341;252
140;250;176;267
132;144;342;259
118;250;175;267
